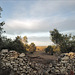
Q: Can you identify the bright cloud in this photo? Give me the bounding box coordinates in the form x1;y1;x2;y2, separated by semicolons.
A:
28;41;54;46
4;16;75;35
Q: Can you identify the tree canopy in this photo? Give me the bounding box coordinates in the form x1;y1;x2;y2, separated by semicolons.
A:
29;43;36;53
45;45;53;55
50;29;75;53
0;7;5;50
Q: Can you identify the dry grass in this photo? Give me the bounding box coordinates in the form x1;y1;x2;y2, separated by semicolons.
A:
36;46;47;51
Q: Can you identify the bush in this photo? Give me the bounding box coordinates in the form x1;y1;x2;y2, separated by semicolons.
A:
1;36;26;53
29;43;36;53
45;45;54;55
10;37;26;53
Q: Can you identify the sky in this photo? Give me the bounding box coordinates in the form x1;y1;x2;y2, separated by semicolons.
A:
0;0;75;46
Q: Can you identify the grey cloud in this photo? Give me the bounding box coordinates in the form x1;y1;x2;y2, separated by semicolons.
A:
57;20;75;32
2;0;75;36
28;36;50;42
30;0;75;17
28;36;53;46
4;16;75;35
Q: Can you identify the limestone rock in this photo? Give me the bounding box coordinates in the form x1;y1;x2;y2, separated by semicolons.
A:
1;49;8;53
19;53;25;57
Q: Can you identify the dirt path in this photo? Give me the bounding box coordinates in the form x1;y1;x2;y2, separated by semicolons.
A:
27;51;58;64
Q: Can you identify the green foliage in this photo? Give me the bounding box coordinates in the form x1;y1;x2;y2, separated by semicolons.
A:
10;36;26;53
45;45;53;55
50;29;75;53
0;7;2;18
1;37;12;49
29;43;36;53
24;44;29;51
0;7;5;50
1;36;26;53
0;7;5;37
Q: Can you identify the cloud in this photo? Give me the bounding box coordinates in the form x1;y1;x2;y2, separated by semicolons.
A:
28;36;54;46
4;18;44;34
60;30;75;35
1;0;75;46
3;33;53;46
4;15;75;35
30;0;75;17
2;0;75;35
28;41;53;46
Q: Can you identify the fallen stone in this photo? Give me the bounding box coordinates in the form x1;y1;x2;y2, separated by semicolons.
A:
19;53;25;57
1;49;8;53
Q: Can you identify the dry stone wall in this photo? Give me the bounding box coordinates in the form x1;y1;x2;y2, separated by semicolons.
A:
0;49;75;75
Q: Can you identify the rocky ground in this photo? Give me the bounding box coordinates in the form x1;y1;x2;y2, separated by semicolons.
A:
0;49;75;75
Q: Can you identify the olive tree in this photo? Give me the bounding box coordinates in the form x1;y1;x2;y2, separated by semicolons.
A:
50;29;75;53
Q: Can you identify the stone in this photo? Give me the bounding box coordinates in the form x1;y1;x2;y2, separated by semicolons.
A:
23;66;26;69
60;68;66;74
20;63;24;66
19;53;25;57
6;63;11;66
2;59;8;62
61;56;69;61
33;70;37;73
14;68;17;71
11;61;15;64
1;49;8;53
69;52;74;56
57;64;61;67
55;69;60;73
10;57;15;59
49;63;52;68
19;58;23;61
19;67;23;70
9;51;19;58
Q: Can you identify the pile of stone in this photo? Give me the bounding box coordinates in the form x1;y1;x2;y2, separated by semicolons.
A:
0;49;38;75
53;52;75;75
0;49;75;75
0;49;51;75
